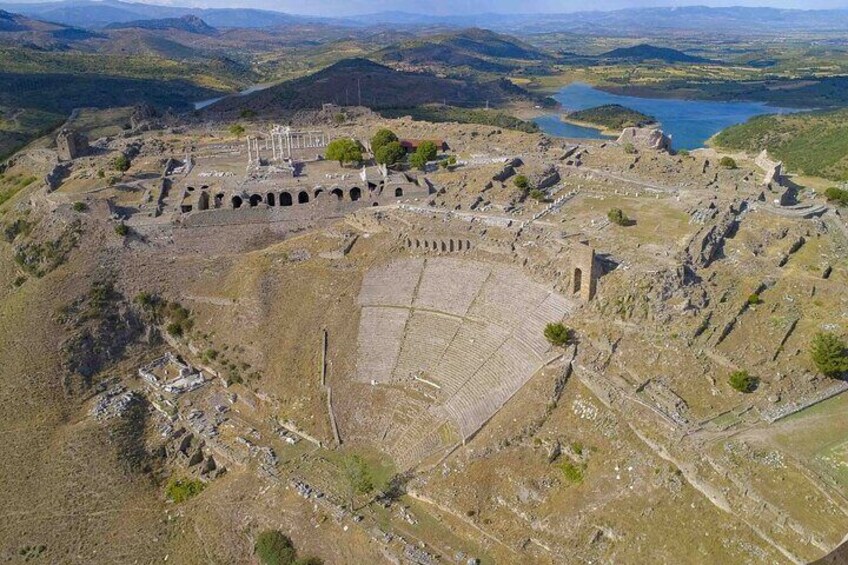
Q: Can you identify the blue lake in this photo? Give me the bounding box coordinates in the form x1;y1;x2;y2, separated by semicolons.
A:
535;82;797;150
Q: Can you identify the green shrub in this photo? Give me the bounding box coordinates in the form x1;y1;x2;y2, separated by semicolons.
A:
571;441;584;456
165;478;205;503
333;112;346;124
607;208;632;226
255;531;297;565
811;332;848;378
254;530;322;565
747;293;762;305
162;301;193;337
544;322;571;346
728;370;758;393
677;149;690;157
72;201;87;212
239;109;256;119
3;217;32;242
560;461;584;485
824;186;848;206
114;223;129;236
228;123;245;138
623;142;636;154
529;189;546;201
113;154;130;172
719;156;737;169
513;174;529;190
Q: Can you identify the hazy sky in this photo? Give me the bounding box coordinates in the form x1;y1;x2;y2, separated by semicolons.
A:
9;0;848;14
138;0;848;15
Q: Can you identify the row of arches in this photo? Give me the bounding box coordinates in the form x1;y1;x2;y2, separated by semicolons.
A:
229;187;367;210
405;238;472;253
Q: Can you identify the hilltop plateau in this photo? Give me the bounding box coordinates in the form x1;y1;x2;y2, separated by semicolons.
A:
0;96;846;563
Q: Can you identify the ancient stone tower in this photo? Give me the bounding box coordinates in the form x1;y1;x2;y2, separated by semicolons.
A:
572;243;597;301
56;128;89;161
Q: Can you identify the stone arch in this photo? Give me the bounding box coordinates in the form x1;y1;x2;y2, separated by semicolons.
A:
572;244;596;301
214;193;224;208
249;194;262;207
266;192;276;206
432;240;438;251
395;187;403;197
449;239;454;252
415;239;420;248
331;188;343;200
441;241;447;252
466;240;471;250
406;239;412;248
314;189;324;198
198;191;210;211
350;187;362;202
573;268;583;295
280;192;293;207
298;191;310;204
423;240;429;249
187;185;195;192
372;202;378;207
456;240;463;251
232;195;243;209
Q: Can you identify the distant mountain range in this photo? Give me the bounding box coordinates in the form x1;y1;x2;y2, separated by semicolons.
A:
0;0;320;28
0;8;96;43
375;28;552;73
104;14;216;35
2;1;848;33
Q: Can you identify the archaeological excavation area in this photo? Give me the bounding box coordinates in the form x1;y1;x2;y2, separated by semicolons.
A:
2;101;847;565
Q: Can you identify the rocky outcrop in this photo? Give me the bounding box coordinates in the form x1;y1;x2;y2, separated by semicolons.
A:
617;127;671;152
686;202;745;268
533;164;560;190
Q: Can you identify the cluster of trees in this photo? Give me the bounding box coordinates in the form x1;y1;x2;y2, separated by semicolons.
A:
371;129;404;166
325;128;450;171
409;140;438;170
370;128;442;170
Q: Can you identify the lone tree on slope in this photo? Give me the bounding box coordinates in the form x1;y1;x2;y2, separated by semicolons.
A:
811;332;848;378
544;322;572;347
